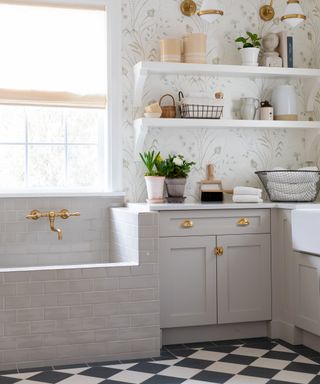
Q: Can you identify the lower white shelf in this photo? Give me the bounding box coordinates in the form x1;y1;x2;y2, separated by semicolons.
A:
134;118;320;160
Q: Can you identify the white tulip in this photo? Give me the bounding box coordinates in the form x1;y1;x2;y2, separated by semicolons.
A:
173;157;183;166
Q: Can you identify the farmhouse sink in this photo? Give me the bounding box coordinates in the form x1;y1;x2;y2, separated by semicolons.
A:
292;209;320;256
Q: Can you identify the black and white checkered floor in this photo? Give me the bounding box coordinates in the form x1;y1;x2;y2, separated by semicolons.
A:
1;338;320;384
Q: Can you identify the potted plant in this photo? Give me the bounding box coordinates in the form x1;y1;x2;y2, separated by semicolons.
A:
235;31;261;66
140;150;165;203
162;154;195;203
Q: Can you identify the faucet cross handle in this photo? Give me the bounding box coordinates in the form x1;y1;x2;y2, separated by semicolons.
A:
59;209;81;219
26;210;43;220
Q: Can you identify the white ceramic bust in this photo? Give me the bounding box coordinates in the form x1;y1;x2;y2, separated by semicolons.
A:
260;33;283;67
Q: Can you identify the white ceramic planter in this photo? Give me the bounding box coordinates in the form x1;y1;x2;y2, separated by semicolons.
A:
240;47;260;66
145;176;165;203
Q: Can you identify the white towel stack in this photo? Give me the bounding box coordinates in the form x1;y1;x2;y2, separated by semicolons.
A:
233;186;263;203
267;166;319;201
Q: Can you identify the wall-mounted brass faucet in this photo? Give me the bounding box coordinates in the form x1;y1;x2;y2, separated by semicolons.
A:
26;209;80;240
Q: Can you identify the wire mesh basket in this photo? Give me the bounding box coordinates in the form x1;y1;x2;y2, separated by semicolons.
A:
178;91;224;119
179;104;223;119
256;170;320;202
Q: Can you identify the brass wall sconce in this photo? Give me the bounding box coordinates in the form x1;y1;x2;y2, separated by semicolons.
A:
180;0;224;22
259;0;275;21
180;0;197;16
259;0;306;27
26;209;80;240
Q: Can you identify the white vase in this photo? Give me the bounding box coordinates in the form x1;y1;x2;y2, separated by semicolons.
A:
271;85;298;121
145;176;165;203
240;47;260;66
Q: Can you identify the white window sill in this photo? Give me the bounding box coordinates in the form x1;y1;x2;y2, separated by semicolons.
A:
0;192;126;198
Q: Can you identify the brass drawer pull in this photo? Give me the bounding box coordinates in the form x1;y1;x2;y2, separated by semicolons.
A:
181;220;194;229
215;246;224;256
237;218;250;226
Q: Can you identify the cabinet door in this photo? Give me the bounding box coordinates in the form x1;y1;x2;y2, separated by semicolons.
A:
295;252;320;336
217;234;271;324
160;236;217;328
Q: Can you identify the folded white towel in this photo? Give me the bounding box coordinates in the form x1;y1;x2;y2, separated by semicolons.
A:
267;181;317;195
233;186;262;197
233;195;263;203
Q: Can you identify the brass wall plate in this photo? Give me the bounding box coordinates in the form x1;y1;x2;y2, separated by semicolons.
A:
180;0;197;16
259;4;275;21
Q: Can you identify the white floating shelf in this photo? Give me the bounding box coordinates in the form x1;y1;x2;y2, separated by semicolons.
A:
134;61;320;109
134;118;320;160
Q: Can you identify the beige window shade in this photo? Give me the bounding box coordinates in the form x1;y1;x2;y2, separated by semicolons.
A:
0;89;106;108
0;1;105;11
0;3;107;108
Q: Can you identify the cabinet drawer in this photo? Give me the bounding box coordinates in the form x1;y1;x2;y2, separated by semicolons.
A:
159;209;270;237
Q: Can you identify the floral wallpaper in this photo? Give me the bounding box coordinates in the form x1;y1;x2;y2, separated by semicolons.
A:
121;0;320;202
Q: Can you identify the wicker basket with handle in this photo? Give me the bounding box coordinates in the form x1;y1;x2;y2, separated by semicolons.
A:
159;94;176;118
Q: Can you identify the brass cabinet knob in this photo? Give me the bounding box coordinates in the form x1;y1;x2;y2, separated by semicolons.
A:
181;220;194;229
237;218;250;226
215;247;224;256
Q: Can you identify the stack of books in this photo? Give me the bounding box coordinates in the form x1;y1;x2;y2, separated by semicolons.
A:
276;31;294;68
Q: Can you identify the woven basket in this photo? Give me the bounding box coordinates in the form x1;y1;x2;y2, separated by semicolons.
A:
159;94;176;118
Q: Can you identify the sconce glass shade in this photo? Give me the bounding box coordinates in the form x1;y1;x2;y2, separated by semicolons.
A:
198;0;223;23
281;0;306;28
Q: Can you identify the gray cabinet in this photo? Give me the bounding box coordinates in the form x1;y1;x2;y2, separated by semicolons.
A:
295;252;320;336
160;236;217;328
159;209;272;329
217;234;271;324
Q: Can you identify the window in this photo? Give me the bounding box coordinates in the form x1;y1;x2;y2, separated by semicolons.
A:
0;0;122;193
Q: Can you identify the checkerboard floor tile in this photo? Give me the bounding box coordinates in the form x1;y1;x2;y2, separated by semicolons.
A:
1;339;320;384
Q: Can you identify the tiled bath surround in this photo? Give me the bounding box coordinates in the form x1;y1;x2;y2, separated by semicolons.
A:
0;206;160;370
0;197;123;269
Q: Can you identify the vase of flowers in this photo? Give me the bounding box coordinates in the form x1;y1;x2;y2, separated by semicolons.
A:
140;151;165;203
162;154;195;203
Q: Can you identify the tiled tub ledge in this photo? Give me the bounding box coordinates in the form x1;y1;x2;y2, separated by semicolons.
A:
0;208;160;371
0;262;138;273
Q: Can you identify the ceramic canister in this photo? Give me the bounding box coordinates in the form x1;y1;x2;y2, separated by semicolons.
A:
260;106;274;120
183;33;207;64
272;85;298;121
160;39;182;63
260;101;274;120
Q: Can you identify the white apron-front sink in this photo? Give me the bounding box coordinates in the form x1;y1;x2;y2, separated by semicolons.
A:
292;209;320;255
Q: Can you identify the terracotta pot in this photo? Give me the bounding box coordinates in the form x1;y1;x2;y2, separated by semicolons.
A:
145;176;165;203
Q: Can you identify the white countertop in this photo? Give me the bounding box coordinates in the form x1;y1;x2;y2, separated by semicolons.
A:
128;201;320;212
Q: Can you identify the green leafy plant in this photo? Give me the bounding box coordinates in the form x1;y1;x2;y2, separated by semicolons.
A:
162;154;195;179
139;150;164;176
235;31;261;49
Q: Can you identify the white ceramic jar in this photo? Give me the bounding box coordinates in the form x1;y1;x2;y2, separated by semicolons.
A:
272;85;298;121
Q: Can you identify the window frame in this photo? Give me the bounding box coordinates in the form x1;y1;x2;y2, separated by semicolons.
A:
0;0;122;195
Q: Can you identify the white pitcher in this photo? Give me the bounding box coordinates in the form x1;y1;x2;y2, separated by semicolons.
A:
240;98;259;120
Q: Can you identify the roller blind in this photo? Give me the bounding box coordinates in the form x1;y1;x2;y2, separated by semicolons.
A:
0;2;107;108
